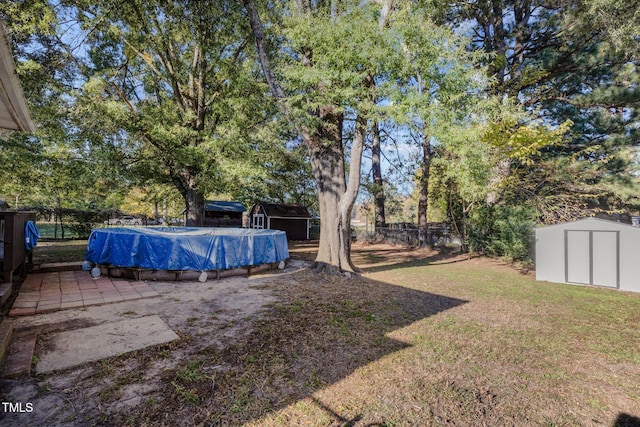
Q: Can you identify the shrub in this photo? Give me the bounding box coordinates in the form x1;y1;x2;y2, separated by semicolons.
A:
466;204;535;262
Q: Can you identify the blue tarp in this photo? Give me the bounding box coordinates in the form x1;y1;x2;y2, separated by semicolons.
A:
85;227;289;271
25;221;40;251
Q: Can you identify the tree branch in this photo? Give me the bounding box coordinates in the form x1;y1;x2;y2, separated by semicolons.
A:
242;0;285;100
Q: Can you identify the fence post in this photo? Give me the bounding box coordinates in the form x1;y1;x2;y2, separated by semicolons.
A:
418;226;427;247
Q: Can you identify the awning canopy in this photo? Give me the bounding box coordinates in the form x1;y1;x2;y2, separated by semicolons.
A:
0;21;34;132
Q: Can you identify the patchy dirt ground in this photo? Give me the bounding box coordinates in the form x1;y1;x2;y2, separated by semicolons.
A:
1;252;311;426
0;242;447;426
1;241;638;426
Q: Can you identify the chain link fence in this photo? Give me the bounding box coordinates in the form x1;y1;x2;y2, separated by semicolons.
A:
19;207;118;240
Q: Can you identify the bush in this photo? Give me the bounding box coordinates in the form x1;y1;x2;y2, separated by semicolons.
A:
24;206;112;240
466;205;535;262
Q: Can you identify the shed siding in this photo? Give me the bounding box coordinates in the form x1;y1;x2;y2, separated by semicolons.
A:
620;241;640;292
535;226;565;283
249;203;312;241
269;218;308;241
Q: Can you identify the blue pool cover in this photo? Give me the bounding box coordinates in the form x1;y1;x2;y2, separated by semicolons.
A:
86;227;289;271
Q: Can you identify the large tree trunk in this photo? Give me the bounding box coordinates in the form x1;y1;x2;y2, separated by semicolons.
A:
371;122;386;229
243;0;365;273
307;110;365;274
183;176;205;226
417;132;431;246
309;116;364;274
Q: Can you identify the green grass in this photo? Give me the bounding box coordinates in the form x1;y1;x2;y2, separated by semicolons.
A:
392;260;640;362
244;254;640;426
35;223;91;240
32;239;88;264
175;361;203;382
171;381;201;406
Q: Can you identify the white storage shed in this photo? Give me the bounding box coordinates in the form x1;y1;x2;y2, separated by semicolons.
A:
535;218;640;293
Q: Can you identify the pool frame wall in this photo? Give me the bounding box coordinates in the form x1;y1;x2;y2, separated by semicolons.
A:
99;261;283;281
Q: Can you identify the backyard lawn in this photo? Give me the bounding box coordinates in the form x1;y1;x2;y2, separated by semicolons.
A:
11;241;640;425
31;239;88;264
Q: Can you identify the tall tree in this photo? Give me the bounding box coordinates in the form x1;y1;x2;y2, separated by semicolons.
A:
71;0;279;225
244;0;372;272
438;0;569;205
395;9;489;241
437;0;640;219
4;0;319;221
0;0;129;210
244;0;486;271
369;2;392;231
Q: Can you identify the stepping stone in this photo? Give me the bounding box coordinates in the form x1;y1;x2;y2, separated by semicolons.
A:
3;330;37;379
35;315;179;374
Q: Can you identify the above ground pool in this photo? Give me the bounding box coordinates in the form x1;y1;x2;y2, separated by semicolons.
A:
86;227;289;272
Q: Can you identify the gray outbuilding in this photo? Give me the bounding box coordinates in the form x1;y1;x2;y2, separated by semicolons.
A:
535;218;640;293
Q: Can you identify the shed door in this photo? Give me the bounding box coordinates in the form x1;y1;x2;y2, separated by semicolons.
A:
565;230;618;288
566;231;590;284
252;214;264;229
591;231;618;288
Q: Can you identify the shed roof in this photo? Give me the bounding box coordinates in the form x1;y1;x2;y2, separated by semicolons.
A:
204;201;246;213
536;217;640;231
0;21;35;132
256;202;311;218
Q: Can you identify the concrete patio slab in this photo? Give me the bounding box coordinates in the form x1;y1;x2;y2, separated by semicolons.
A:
35;315;180;374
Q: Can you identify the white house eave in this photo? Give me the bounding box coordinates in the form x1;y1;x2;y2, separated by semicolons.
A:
0;21;35;132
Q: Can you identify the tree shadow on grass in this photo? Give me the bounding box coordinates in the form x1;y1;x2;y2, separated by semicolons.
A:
614;413;640;427
356;247;471;274
125;270;468;425
289;240;472;275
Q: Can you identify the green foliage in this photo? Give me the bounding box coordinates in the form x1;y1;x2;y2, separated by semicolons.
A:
466;205;536;262
3;0;639;256
281;7;390;126
429;123;493;207
429;0;640;237
1;0;305;220
279;3;484;129
483;117;573;165
0;0;134;210
582;0;640;51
